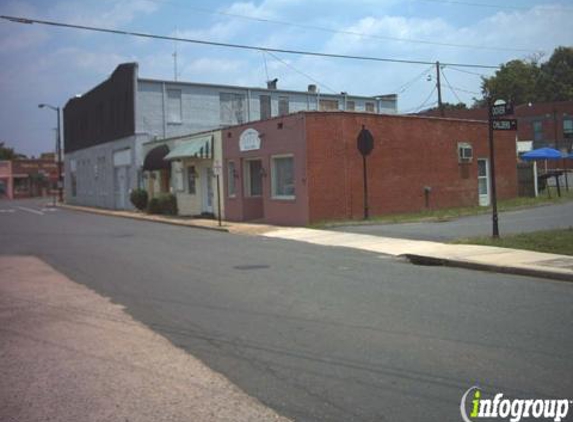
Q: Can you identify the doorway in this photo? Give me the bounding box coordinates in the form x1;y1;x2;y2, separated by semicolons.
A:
477;158;490;206
202;167;214;214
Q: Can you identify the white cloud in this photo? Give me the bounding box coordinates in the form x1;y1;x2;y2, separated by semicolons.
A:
53;0;158;28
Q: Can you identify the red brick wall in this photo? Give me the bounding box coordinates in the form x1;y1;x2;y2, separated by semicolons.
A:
305;112;518;223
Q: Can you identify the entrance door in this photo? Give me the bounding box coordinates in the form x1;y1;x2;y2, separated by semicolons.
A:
202;167;214;214
114;166;130;209
477;158;490;206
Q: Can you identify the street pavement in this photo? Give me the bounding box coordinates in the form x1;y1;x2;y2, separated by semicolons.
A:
333;201;573;241
1;198;572;422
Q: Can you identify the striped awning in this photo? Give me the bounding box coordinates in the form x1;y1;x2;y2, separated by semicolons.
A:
164;135;213;160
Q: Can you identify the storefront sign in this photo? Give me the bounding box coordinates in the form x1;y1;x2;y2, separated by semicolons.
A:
239;129;261;152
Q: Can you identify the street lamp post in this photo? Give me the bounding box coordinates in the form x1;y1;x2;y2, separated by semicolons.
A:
38;103;63;203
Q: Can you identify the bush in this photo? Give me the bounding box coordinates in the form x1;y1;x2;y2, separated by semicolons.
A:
130;189;148;211
157;193;178;215
147;197;161;214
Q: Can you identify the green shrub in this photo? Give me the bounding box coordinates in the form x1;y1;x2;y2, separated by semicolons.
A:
157;193;178;215
147;197;161;214
130;188;148;211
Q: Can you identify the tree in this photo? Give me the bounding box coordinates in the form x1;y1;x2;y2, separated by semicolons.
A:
538;46;573;101
0;142;16;160
431;102;468;111
480;59;541;105
473;46;573;106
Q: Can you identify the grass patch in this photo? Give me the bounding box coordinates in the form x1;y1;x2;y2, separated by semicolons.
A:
312;187;573;228
452;228;573;256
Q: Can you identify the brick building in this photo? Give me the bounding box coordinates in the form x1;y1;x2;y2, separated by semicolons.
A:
0;158;59;199
223;112;518;226
419;101;573;153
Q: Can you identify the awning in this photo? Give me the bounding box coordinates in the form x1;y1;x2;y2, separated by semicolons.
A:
164;135;213;161
143;144;170;170
521;147;564;161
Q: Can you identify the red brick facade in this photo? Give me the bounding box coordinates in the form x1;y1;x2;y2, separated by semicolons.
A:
305;113;517;223
223;112;518;226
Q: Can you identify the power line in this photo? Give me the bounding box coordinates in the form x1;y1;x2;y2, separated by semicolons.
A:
263;50;339;94
416;0;573;12
440;67;464;103
0;15;502;69
393;65;434;94
137;0;543;53
447;66;489;77
403;85;438;113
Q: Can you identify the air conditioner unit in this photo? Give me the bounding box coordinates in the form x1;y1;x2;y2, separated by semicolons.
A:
458;142;473;163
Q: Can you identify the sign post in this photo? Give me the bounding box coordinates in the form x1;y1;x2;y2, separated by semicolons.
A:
488;100;517;238
357;126;374;219
213;161;223;227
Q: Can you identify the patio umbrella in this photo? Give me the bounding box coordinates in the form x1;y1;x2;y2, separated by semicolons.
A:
521;147;563;161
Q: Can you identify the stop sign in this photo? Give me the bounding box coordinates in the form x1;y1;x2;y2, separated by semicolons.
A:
357;126;374;156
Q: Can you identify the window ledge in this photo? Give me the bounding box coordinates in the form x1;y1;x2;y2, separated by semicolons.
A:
271;196;296;201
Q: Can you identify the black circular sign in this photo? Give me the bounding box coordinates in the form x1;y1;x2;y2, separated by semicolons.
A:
357;126;374;156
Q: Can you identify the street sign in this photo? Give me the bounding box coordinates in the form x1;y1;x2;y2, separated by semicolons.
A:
491;103;513;117
492;119;518;131
357;127;374;156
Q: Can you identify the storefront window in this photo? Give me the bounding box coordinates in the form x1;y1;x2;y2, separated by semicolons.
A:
227;161;236;197
271;155;295;199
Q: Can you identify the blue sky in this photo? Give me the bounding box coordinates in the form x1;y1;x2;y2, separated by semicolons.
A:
1;0;572;157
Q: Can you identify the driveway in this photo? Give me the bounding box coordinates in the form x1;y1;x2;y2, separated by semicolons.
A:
333;201;573;241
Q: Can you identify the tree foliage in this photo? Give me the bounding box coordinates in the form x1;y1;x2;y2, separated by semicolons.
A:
0;142;16;160
474;46;573;106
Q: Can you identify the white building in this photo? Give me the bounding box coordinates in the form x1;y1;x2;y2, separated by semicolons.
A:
64;62;397;210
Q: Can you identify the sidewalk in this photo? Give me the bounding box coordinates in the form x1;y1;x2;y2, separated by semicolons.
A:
60;204;276;236
60;204;573;282
263;228;573;282
0;256;291;422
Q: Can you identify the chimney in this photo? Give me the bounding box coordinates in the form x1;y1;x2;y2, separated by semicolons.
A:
307;84;317;93
267;78;278;90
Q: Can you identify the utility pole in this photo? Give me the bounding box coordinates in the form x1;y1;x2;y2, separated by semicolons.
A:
488;97;499;238
436;61;444;117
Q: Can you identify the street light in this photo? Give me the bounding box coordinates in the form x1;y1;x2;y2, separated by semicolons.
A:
38;103;63;202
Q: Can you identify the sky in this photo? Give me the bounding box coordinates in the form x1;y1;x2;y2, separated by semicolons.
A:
0;0;572;157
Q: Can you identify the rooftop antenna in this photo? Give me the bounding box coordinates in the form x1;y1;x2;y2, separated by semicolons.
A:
261;50;270;84
172;26;179;81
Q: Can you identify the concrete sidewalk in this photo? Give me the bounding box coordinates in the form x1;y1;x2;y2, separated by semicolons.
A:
60;204;276;235
59;204;573;282
264;228;573;282
0;256;291;422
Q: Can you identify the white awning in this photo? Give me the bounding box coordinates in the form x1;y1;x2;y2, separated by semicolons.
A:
164;135;213;160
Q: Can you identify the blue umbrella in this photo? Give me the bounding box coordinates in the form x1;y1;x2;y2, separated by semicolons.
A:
521;147;563;161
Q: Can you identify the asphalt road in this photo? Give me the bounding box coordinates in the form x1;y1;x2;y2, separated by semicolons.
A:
1;198;572;422
334;201;573;241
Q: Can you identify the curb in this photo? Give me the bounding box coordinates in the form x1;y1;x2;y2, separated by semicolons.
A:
58;204;230;233
402;254;573;283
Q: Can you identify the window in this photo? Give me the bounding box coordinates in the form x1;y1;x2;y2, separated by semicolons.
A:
279;95;289;116
14;177;30;193
244;159;262;197
227;161;237;197
533;121;543;142
319;99;339;111
220;93;246;125
564;119;573;139
365;102;376;113
187;166;196;194
346;100;355;111
260;95;271;120
166;89;182;124
271;155;295;199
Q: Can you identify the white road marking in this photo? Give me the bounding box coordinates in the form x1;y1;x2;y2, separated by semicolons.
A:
17;206;44;215
0;209;16;213
41;208;58;212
